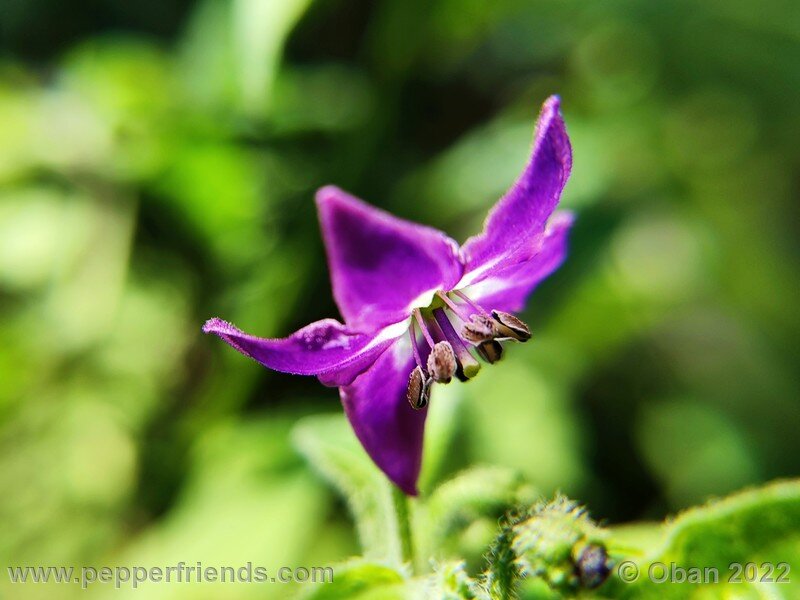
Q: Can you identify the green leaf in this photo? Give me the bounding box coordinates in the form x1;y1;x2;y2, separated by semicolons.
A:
297;561;405;600
292;415;405;568
269;65;375;135
604;479;800;598
298;560;487;600
180;0;313;116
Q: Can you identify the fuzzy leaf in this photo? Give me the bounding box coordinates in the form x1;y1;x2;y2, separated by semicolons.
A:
298;560;488;600
430;561;486;600
420;465;538;566
604;479;800;598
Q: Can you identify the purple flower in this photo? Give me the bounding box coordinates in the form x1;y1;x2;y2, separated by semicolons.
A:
204;96;573;495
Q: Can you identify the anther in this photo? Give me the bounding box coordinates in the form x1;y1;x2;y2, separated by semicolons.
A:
475;340;503;364
491;310;532;342
462;314;498;344
406;366;432;410
426;341;457;383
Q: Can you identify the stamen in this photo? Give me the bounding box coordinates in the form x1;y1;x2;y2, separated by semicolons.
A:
409;320;424;369
406;366;432;410
461;314;499;344
452;289;489;316
413;309;435;347
432;309;481;379
491;310;532;342
476;340;503;364
435;291;471;322
426;341;457;383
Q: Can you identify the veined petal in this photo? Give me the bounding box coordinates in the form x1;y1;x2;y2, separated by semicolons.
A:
316;186;463;330
203;317;407;386
462;212;573;313
340;336;426;495
459;96;572;287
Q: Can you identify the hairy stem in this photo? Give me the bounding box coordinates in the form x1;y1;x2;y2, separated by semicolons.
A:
483;523;520;600
392;486;415;572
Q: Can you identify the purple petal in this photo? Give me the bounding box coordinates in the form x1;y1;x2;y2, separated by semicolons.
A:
339;337;426;495
462;212;573;313
203;317;408;386
316;186;463;330
459;96;572;287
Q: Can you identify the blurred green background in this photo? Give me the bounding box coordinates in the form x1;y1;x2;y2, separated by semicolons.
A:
1;0;799;597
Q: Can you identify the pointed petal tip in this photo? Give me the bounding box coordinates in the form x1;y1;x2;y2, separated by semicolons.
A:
535;94;571;171
315;185;359;212
541;95;569;125
543;94;561;111
398;481;419;496
314;184;342;205
538;95;567;133
204;317;401;382
314;184;374;229
202;317;227;334
458;94;572;282
386;466;419;496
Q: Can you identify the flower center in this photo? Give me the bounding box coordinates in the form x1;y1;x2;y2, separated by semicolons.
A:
405;290;532;410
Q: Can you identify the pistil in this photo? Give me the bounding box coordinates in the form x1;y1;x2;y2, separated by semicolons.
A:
435;291;472;322
432;309;481;379
452;289;489;316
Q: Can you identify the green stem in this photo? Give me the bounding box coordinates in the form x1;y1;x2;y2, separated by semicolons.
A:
392;485;415;572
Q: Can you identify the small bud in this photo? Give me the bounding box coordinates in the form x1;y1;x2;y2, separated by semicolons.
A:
427;341;457;383
491;310;531;341
511;496;608;594
575;544;611;589
461;314;498;344
476;340;503;364
406;366;431;410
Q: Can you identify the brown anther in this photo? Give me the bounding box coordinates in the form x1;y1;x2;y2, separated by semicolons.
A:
406;366;432;410
461;314;498;344
475;340;503;364
491;310;532;342
426;341;457;383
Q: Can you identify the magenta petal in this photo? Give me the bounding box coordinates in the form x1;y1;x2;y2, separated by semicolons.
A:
463;212;573;313
316;186;463;330
203;317;405;385
460;96;572;286
340;338;426;495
